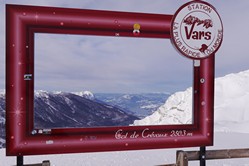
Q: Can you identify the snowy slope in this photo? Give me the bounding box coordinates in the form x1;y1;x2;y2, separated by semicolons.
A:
134;70;249;133
1;132;249;166
133;88;192;125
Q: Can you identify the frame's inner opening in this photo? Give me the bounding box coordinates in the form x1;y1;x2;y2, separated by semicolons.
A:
34;33;193;129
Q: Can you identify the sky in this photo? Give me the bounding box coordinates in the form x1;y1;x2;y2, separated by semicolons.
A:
1;0;249;93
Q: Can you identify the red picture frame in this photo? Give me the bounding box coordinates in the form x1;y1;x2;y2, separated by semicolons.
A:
6;4;214;156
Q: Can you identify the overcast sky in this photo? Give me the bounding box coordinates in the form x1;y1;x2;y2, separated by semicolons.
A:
1;0;249;93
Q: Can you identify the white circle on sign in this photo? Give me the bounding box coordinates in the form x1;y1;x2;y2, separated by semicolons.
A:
171;1;223;59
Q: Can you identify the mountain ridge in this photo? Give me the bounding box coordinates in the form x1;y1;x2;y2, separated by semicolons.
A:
134;69;249;133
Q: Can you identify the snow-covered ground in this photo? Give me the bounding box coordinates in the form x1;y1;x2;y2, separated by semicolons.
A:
1;70;249;165
134;70;249;133
1;132;249;165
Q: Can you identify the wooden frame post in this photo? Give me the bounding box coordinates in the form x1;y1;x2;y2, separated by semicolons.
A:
176;151;188;166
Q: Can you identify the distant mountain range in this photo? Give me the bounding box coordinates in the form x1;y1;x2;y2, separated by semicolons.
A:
0;90;169;148
34;91;139;129
94;93;170;118
1;70;249;150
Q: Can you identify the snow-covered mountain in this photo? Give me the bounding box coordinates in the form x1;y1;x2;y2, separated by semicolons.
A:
73;91;95;100
94;93;170;118
0;91;169;148
1;69;249;150
34;91;138;129
0;91;5;148
0;90;139;148
133;88;192;125
134;70;249;133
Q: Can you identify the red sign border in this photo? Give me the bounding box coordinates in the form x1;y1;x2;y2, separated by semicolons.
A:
170;1;223;60
6;4;214;156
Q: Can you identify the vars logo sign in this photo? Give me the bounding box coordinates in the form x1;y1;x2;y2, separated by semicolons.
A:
171;1;223;59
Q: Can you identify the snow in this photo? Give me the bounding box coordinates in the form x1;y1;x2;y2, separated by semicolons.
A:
134;70;249;133
1;132;249;166
73;91;95;100
35;90;49;98
34;90;95;100
211;70;249;132
1;70;249;165
133;88;192;125
215;71;249;123
0;116;5;123
0;89;5;96
122;94;132;100
140;104;158;109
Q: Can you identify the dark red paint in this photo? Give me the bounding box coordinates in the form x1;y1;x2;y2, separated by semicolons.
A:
6;4;214;156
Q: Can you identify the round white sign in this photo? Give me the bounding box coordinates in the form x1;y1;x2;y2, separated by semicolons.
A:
171;1;223;59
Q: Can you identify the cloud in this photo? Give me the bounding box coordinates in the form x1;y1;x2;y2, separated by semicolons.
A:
2;0;249;93
35;33;192;93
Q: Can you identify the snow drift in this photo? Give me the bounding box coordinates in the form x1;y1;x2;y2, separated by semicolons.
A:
134;70;249;133
133;88;192;125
